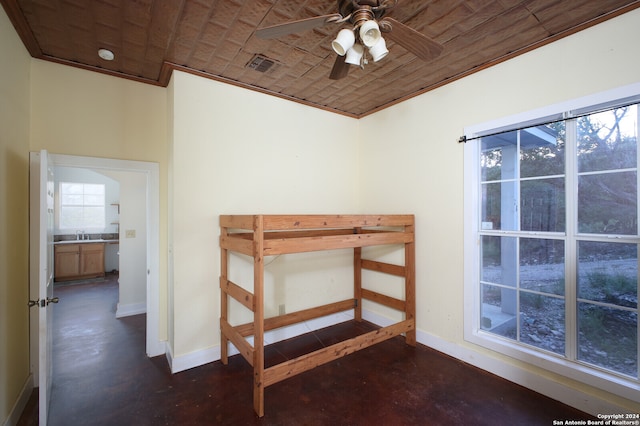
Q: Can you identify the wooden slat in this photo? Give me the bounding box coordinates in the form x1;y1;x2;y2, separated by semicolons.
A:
361;259;406;277
263;232;413;255
220;215;255;230
220;318;254;366
219;235;253;256
226;232;253;240
263;320;415;387
265;299;355;331
226;229;404;242
234;322;255;337
225;230;355;240
220;277;254;311
361;288;406;311
262;214;415;230
262;229;355;239
233;299;355;337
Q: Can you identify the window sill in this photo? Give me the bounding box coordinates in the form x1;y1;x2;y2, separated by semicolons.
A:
464;328;640;403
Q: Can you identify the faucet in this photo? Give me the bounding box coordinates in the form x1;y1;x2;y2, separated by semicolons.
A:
76;230;86;240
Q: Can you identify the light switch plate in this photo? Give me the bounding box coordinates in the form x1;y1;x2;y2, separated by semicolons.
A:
125;229;136;238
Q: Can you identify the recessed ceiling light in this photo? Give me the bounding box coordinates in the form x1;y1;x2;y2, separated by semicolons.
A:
98;48;114;61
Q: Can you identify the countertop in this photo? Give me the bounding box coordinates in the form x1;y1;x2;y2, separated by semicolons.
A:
54;239;120;245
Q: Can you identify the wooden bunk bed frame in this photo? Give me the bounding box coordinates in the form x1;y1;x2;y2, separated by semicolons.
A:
219;214;416;417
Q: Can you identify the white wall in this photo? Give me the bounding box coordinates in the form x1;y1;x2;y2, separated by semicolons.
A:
105;170;147;317
168;71;360;361
359;8;640;413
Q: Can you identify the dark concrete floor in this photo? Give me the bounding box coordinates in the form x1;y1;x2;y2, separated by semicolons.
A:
19;274;594;425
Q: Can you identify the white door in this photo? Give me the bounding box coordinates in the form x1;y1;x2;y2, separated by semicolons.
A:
29;150;56;425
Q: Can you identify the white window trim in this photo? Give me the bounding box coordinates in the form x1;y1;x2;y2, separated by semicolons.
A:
463;82;640;402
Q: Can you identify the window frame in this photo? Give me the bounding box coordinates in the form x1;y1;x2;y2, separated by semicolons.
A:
463;83;640;401
58;181;106;231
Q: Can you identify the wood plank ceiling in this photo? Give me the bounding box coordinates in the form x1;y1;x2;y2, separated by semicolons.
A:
2;0;639;117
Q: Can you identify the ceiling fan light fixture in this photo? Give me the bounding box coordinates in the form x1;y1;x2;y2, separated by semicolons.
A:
345;43;364;65
369;37;389;62
331;28;355;56
359;20;381;47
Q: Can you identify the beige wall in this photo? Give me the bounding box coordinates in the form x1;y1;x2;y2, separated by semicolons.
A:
29;60;169;343
168;71;360;358
359;8;640;412
0;6;32;423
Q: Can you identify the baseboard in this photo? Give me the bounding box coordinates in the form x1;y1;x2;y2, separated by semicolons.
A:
167;341;220;374
115;302;146;318
167;311;354;374
146;338;166;358
3;375;33;426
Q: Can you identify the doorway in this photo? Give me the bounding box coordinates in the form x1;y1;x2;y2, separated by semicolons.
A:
36;153;162;361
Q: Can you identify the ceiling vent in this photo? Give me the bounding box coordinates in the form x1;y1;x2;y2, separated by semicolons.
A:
247;54;276;73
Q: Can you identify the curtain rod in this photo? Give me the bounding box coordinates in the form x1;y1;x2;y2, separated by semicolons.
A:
458;100;639;144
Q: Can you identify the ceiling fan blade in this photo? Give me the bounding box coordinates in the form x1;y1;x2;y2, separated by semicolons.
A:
329;54;349;80
379;17;443;61
256;14;342;39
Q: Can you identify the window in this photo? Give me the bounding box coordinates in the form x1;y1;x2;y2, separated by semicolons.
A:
464;90;639;399
59;182;106;229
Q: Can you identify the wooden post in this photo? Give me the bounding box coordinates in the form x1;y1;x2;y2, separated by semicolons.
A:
353;229;362;321
253;215;265;417
220;223;229;364
404;220;416;346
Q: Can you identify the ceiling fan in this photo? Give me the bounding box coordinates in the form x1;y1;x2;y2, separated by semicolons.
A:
255;0;444;80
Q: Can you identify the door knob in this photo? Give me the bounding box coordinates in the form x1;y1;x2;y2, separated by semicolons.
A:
28;297;59;307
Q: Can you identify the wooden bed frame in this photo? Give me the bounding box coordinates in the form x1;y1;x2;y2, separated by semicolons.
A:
219;214;416;417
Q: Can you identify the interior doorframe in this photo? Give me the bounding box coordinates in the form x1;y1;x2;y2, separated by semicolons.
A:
49;153;164;357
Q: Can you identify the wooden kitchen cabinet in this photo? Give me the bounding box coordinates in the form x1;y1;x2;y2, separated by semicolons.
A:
80;243;105;277
54;244;80;280
54;243;105;281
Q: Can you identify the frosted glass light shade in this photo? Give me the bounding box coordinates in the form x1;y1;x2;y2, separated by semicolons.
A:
359;20;381;47
369;37;388;62
345;44;364;65
332;29;355;56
